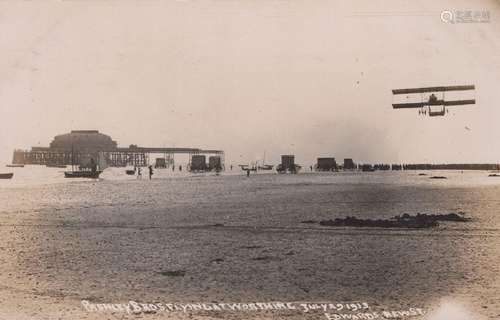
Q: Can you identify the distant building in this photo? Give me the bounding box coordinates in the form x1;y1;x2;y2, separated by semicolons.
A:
276;155;300;173
316;157;338;171
344;158;355;170
281;155;295;171
13;130;118;166
155;158;167;168
48;130;117;152
208;156;222;171
190;155;207;171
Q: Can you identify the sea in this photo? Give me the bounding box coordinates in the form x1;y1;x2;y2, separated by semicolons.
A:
0;165;499;319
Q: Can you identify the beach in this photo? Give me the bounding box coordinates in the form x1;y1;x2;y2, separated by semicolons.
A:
0;168;499;319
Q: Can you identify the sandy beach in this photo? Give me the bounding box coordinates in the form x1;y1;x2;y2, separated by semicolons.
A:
0;169;498;319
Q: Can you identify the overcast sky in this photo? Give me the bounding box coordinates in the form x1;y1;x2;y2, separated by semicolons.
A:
1;0;499;165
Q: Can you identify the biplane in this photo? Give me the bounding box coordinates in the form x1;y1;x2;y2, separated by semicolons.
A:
392;85;475;117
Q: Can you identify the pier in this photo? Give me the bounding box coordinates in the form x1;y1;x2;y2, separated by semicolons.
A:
12;131;224;169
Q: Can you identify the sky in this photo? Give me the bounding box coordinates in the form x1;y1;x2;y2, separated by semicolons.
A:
1;0;500;166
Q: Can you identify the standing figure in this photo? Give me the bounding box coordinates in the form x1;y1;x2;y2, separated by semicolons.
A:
148;165;154;180
137;167;142;179
90;158;97;173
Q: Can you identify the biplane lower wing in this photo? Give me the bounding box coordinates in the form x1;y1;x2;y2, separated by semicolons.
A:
443;99;476;106
392;102;427;109
392;99;475;109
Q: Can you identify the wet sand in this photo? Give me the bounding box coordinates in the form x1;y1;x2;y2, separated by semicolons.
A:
0;170;499;319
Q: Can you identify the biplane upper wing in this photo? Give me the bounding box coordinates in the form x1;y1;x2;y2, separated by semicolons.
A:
392;85;475;95
392;99;476;109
